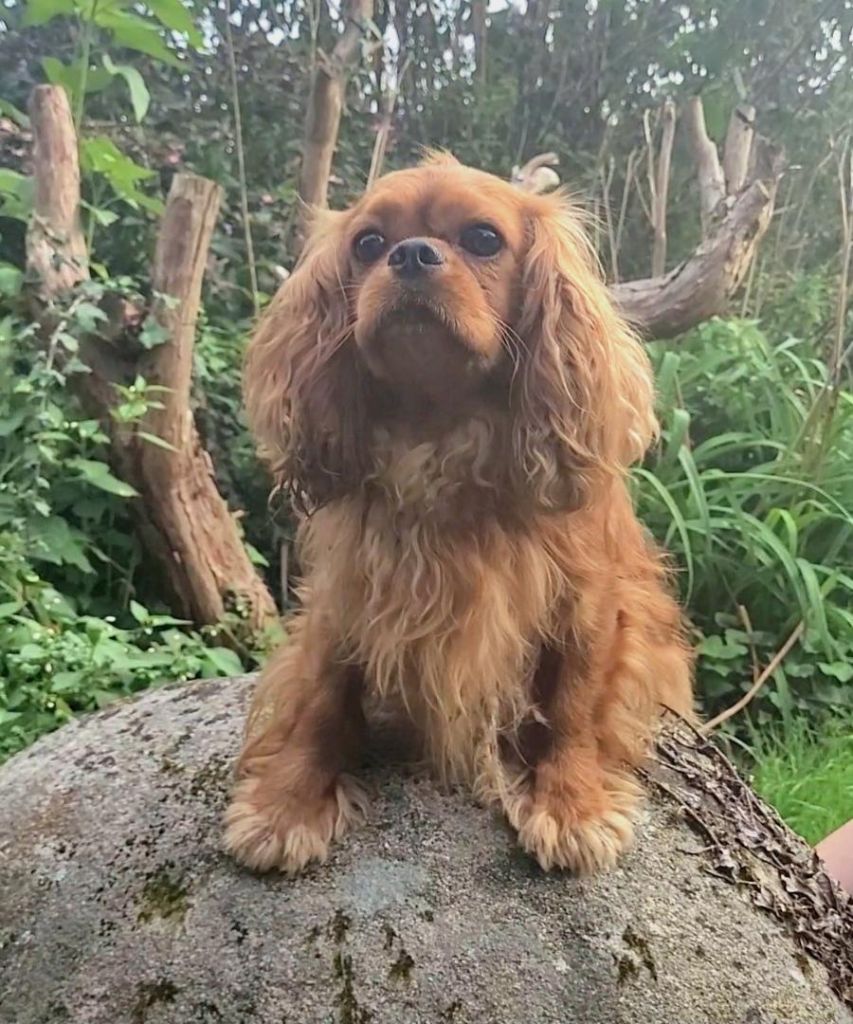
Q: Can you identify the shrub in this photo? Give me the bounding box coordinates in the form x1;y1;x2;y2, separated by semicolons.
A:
0;300;262;761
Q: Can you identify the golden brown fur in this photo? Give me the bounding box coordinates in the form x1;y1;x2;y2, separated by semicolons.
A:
224;155;694;875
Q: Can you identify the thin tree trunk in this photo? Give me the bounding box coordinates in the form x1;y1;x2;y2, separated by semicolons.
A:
27;87;88;295
723;104;756;195
685;96;727;237
650;99;677;277
471;0;487;85
299;0;374;210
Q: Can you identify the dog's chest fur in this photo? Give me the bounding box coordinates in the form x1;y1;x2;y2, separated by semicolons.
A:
300;426;567;784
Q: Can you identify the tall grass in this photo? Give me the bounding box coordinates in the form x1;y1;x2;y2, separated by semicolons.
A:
635;316;853;726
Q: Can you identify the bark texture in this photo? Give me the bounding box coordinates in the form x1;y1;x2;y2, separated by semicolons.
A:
26;86;88;295
0;676;849;1024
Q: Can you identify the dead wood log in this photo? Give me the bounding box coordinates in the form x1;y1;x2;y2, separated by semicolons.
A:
25;84;278;633
26;86;88;295
614;99;783;339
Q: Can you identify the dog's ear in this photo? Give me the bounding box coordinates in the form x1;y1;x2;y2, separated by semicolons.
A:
244;210;371;508
511;194;657;510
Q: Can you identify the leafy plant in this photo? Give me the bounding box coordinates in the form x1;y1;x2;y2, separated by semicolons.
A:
16;0;203;235
636;317;853;727
0;282;263;763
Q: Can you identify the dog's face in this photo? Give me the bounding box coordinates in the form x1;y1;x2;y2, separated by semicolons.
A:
346;164;527;404
245;155;657;510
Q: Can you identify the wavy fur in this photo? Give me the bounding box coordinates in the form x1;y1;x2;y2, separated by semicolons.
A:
227;158;694;876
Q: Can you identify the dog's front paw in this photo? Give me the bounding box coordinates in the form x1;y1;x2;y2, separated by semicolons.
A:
223;774;368;875
513;781;639;874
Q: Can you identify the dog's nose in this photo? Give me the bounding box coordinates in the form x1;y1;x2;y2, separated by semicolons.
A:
387;238;444;277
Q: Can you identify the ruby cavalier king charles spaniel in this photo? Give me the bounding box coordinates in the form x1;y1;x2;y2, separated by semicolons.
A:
224;154;694;877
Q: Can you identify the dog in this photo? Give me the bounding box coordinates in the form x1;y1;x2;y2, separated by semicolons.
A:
224;153;694;876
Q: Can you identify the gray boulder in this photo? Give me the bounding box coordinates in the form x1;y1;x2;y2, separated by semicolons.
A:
0;675;850;1024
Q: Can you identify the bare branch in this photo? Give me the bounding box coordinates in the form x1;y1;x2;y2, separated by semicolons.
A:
651;99;677;276
723;104;756;195
366;53;413;190
223;0;259;316
612;137;784;339
512;152;561;193
685;96;726;236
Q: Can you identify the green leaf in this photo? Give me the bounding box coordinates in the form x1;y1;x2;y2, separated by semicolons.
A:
796;557;833;657
137;431;178;452
0;600;23;620
0;169;34;221
81;136;154;184
103;54;151;122
0;264;23;298
633;466;694;600
31;516;94;573
51;671;84;694
139;318;169;349
83;204;119;227
145;0;203;46
74;301;108;332
661;407;691;470
203;647;244;677
0;99;30;127
23;0;76;27
0;410;26;437
41;55;74;93
677;445;711;542
96;10;182;67
69;457;138;497
245;543;269;567
80;136;163;215
818;661;853;683
698;634;748;660
129;599;149;623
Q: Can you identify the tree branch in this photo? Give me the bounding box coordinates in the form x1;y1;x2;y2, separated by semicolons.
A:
684;95;726;237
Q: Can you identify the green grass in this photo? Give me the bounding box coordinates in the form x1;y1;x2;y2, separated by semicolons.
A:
745;711;853;845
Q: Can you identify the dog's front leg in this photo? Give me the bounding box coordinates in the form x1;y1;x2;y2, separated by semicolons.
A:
505;641;645;875
224;614;367;874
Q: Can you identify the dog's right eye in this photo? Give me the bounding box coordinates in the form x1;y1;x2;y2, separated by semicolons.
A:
353;230;387;263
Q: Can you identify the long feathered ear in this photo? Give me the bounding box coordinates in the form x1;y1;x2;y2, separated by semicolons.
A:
511;194;657;511
243;209;370;509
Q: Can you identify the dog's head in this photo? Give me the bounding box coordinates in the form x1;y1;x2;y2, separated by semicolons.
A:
245;154;656;511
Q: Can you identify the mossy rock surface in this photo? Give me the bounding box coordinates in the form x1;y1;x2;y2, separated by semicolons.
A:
0;676;849;1024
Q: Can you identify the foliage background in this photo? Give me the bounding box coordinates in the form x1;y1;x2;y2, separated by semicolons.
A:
0;0;851;838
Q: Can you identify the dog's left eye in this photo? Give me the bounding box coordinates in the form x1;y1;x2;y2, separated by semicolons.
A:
353;230;387;263
459;223;503;257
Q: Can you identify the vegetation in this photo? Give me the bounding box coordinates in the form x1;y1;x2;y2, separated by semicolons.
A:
748;711;853;845
0;0;851;842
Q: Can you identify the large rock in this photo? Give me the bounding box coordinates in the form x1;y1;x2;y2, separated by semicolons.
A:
0;676;850;1024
